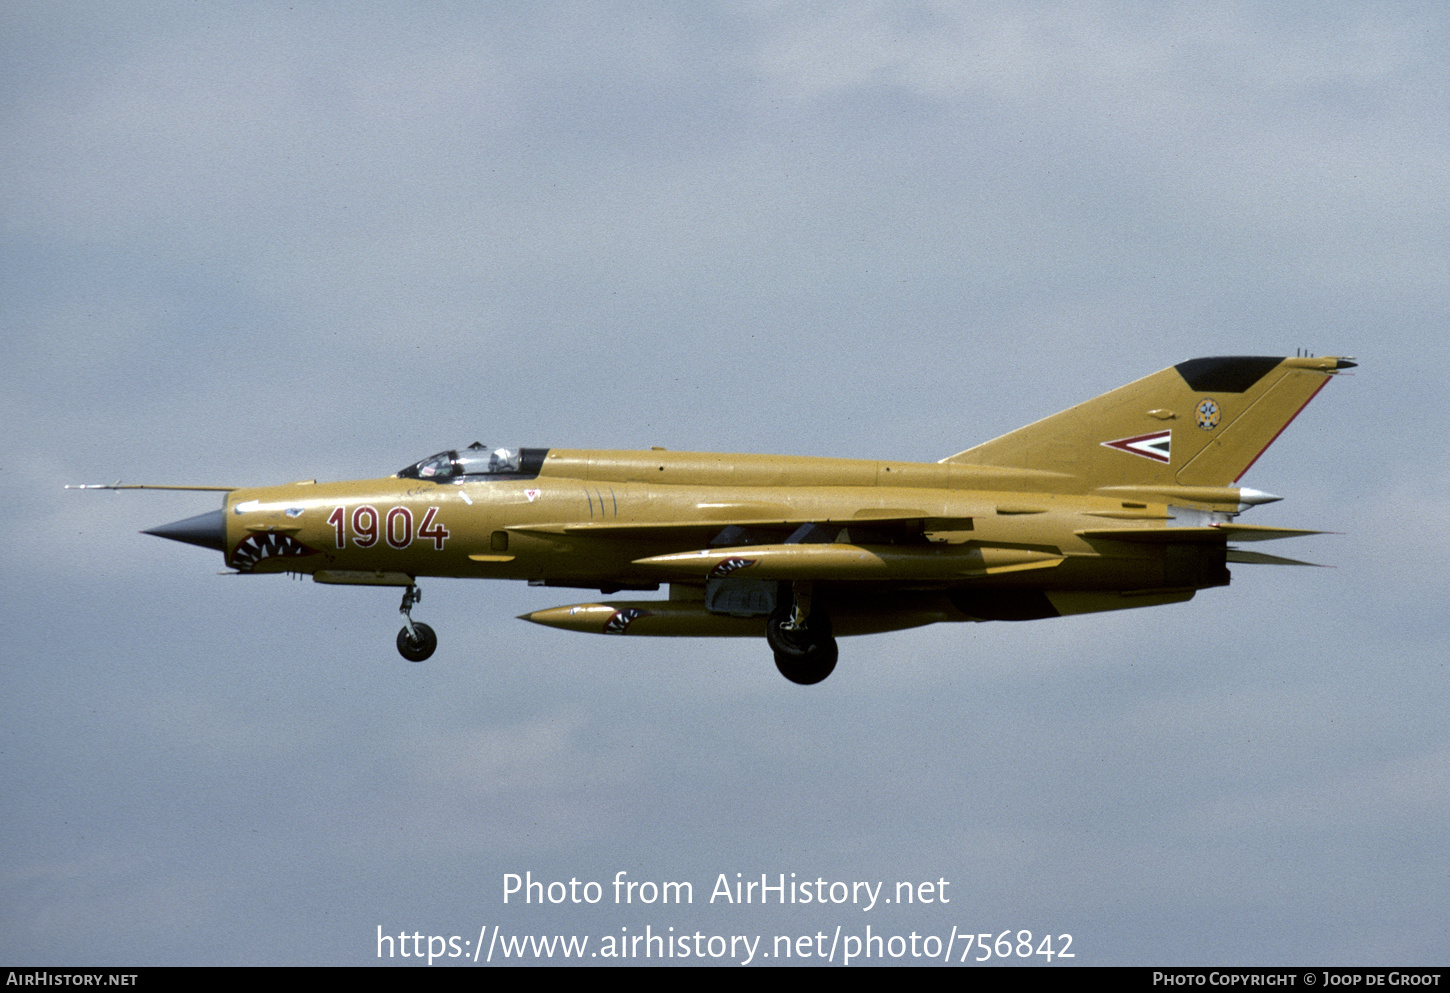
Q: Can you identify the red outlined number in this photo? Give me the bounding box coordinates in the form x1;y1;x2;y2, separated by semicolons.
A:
386;506;413;549
352;505;379;547
417;506;450;550
336;504;446;551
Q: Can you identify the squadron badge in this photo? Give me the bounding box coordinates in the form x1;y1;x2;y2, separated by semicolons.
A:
1195;398;1221;430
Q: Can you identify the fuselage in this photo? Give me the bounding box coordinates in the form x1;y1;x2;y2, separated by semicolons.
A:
222;447;1232;601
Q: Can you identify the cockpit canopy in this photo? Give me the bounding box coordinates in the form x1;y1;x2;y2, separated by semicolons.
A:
397;443;547;482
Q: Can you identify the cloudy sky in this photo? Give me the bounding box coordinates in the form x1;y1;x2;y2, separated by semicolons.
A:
3;1;1446;966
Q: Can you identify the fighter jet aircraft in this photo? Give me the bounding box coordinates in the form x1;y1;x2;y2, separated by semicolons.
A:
80;355;1352;684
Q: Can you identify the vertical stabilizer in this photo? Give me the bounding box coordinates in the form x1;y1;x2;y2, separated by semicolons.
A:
941;356;1353;489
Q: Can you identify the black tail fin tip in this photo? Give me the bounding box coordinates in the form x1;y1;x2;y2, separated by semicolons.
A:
1174;357;1283;393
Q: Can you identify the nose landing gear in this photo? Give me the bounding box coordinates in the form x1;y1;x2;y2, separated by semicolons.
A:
396;585;437;662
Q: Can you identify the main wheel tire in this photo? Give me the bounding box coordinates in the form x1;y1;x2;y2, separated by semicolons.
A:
396;622;437;662
774;639;838;685
766;605;833;662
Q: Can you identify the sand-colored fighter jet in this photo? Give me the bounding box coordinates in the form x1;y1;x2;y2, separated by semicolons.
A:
82;355;1353;684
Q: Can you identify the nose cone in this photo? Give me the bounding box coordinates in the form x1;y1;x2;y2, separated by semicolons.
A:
144;508;227;553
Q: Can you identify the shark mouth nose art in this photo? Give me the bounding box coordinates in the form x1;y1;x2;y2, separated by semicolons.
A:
230;531;318;572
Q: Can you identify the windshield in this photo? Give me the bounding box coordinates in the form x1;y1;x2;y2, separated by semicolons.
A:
397;443;547;482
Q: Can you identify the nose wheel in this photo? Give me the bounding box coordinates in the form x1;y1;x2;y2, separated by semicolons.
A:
396;585;437;662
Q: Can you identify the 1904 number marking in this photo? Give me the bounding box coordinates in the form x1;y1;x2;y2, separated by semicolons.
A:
328;505;450;551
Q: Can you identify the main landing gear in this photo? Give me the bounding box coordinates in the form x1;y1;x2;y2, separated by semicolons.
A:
396;584;437;662
766;582;837;685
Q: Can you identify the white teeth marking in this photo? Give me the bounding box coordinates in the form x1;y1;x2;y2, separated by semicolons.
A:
232;532;314;571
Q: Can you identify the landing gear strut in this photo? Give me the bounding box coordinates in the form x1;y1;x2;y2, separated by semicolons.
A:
766;582;837;685
396;584;437;662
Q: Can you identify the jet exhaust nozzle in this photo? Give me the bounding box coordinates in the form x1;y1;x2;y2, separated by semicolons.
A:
144;508;227;553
